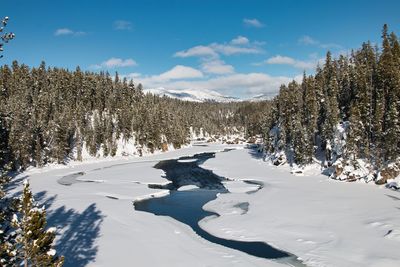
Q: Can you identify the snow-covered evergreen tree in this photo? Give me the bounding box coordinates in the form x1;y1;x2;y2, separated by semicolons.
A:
261;24;400;182
347;103;363;160
0;16;15;59
12;180;64;267
0;168;18;266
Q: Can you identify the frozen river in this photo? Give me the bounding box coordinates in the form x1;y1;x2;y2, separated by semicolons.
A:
15;143;400;267
134;151;305;266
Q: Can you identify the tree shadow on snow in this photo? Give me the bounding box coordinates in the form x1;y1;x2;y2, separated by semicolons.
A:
385;194;400;200
6;174;29;194
35;192;104;267
34;190;58;208
246;144;264;160
48;204;104;267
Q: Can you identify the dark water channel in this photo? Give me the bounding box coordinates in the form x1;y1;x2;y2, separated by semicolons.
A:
134;150;305;266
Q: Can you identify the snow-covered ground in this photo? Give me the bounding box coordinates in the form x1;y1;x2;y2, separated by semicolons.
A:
13;143;400;267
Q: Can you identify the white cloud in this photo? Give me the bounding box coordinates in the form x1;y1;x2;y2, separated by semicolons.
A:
174;36;263;59
210;43;262;55
137;36;278;96
54;28;73;36
298;35;318;45
54;28;86;36
91;57;137;69
128;65;203;84
298;35;342;49
266;55;296;65
156;65;203;81
230;36;249;45
121;34;305;97
243;18;264;28
172;36;264;86
174;45;218;58
187;73;290;95
128;70;298;97
114;20;132;30
124;72;141;79
319;43;343;49
201;59;234;74
263;55;322;70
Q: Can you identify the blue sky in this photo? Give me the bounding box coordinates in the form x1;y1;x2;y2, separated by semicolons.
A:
2;0;400;98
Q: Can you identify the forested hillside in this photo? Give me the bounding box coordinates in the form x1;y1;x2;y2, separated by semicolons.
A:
262;25;400;184
0;63;263;170
2;23;399;187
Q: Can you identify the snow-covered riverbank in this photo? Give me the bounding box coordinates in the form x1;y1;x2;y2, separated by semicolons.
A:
14;143;400;267
201;148;400;267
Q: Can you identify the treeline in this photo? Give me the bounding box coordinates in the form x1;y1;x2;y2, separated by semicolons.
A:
0;62;248;170
263;25;400;175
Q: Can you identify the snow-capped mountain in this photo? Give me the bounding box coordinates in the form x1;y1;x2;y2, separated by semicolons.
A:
246;93;276;102
143;87;276;103
143;87;240;103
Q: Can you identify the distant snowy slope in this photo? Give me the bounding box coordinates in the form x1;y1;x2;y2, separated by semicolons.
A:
143;87;239;103
143;87;275;103
246;93;276;102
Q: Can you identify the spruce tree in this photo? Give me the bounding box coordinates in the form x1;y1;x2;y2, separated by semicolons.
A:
12;180;64;267
377;24;400;162
383;101;400;161
292;114;308;165
302;74;318;143
347;103;363;160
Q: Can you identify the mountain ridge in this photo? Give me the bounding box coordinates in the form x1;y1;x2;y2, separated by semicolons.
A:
143;87;272;103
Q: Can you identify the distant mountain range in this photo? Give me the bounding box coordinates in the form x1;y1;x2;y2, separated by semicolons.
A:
143;88;275;103
246;93;276;101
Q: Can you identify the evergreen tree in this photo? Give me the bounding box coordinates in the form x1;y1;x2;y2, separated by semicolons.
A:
321;52;340;159
0;17;15;59
0;168;18;266
261;24;400;178
347;103;363;160
378;24;400;162
12;180;64;267
0;15;63;267
302;74;318;143
0;113;11;168
383;101;400;161
292;114;308;165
